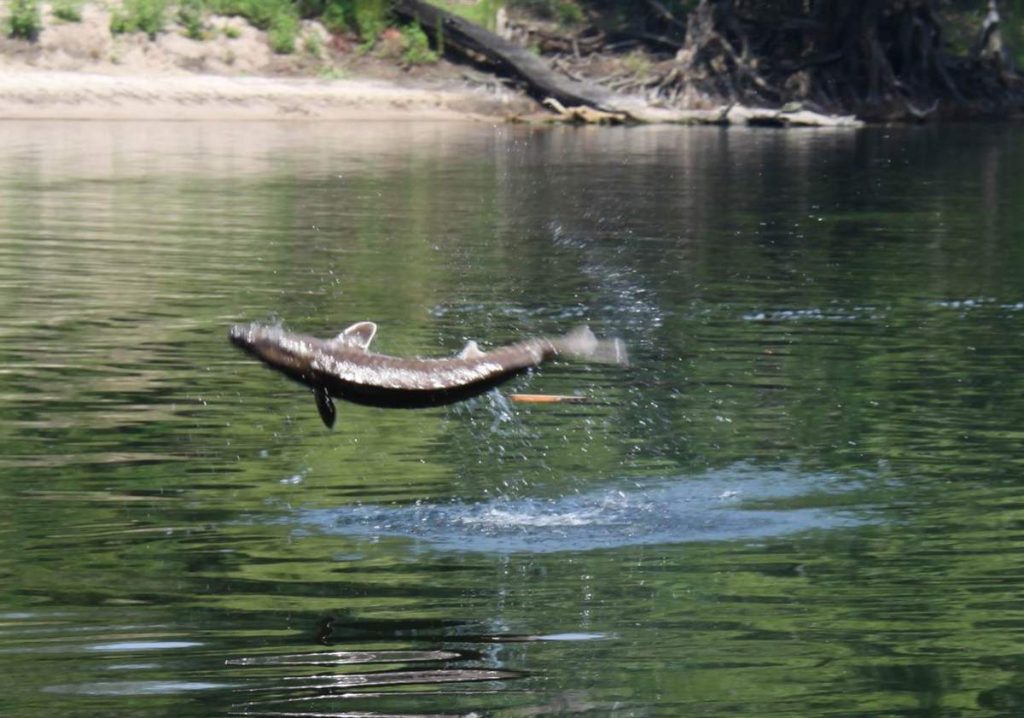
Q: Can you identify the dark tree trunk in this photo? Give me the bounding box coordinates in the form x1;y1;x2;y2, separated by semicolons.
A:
392;0;617;109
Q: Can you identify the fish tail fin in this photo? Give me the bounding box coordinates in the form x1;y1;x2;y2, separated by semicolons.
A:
554;325;629;366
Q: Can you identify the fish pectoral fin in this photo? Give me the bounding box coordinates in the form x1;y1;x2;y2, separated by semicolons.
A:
314;386;337;429
458;340;485;360
335;321;377;350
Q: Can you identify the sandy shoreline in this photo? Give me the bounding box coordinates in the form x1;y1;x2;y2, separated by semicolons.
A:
0;0;530;122
0;69;524;121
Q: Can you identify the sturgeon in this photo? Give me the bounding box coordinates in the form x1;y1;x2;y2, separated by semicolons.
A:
228;321;628;428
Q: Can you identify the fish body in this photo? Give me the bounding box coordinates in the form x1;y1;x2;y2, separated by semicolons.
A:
228;321;626;428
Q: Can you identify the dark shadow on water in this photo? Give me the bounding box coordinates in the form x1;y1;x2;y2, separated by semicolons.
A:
293;464;868;554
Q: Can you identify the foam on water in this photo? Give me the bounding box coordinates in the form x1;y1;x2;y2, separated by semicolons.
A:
294;465;865;554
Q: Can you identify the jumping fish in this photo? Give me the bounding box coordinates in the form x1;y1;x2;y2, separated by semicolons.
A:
228;321;627;428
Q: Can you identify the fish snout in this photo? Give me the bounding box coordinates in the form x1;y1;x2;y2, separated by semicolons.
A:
229;322;273;354
228;323;253;349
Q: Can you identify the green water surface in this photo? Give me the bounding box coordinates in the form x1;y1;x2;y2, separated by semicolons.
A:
1;121;1023;716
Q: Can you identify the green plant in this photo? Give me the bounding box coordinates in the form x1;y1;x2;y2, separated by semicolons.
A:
303;30;322;56
223;24;241;38
352;0;387;43
178;0;205;39
555;0;584;24
110;0;168;38
200;0;397;51
399;23;437;65
622;50;652;76
7;0;41;40
289;0;391;42
509;0;583;25
318;65;348;80
52;0;83;23
432;0;502;31
372;22;438;65
268;9;298;53
320;0;349;34
209;0;282;30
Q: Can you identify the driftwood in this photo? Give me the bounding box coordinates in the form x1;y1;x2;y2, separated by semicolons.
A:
541;98;628;124
526;101;860;127
603;102;861;127
509;393;591;404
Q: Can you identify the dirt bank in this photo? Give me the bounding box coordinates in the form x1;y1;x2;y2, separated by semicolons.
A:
0;1;533;120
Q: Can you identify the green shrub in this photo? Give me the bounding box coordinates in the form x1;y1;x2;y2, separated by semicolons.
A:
432;0;502;31
303;29;322;56
282;0;390;41
209;0;283;30
268;9;298;52
52;0;83;23
373;22;438;64
177;0;205;39
509;0;584;25
297;0;349;32
622;50;651;76
352;0;387;40
7;0;41;40
205;0;304;52
223;24;241;38
400;23;437;65
320;0;348;33
555;1;584;24
110;0;168;38
318;65;348;79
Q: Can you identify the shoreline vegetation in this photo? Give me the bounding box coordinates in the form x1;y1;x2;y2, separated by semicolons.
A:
1;0;1022;124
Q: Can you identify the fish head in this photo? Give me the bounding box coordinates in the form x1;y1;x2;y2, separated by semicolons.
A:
229;322;317;381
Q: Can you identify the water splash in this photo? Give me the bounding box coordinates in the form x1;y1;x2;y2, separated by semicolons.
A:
742;305;885;322
294;465;865;554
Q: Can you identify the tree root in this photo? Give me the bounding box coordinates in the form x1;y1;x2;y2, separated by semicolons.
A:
658;0;1022;121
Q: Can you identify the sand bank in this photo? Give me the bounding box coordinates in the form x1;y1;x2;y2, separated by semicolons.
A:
0;69;524;121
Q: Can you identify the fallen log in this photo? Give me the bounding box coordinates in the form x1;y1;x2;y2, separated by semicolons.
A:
727;104;863;128
533;101;862;127
392;0;618;111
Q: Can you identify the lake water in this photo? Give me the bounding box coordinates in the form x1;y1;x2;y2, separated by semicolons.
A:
2;120;1023;717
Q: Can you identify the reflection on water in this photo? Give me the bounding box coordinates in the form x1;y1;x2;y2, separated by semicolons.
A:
45;681;231;696
2;120;1024;717
296;465;865;553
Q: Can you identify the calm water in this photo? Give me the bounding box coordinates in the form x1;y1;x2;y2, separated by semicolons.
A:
2;120;1023;717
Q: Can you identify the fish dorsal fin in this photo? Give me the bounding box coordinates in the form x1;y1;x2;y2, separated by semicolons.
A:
334;321;377;350
458;340;485;360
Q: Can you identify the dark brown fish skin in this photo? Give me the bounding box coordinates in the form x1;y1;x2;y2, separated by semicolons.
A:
228;322;570;409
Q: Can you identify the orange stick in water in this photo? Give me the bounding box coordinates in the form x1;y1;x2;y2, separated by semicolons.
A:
509;393;589;404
